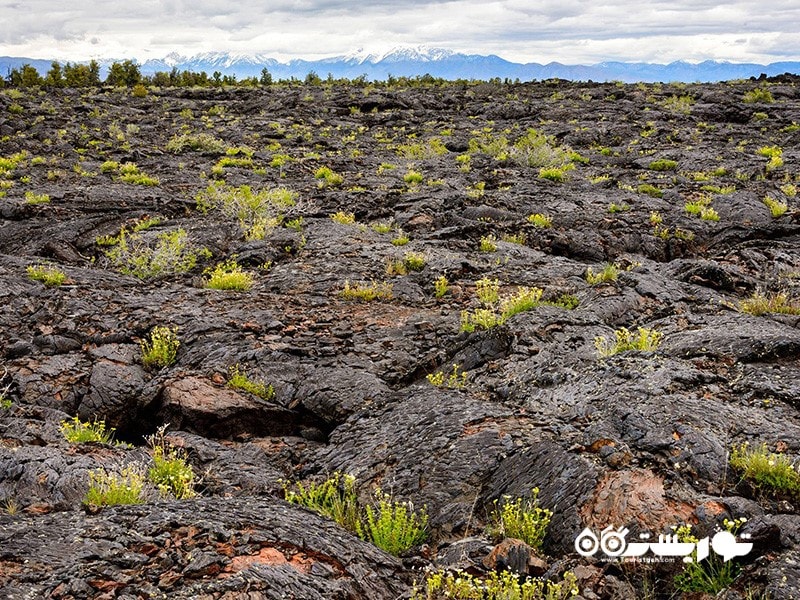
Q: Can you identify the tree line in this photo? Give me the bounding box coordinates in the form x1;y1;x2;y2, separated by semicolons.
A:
3;60;518;89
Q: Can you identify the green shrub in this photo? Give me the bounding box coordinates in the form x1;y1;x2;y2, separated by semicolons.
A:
196;182;296;240
227;364;275;400
434;275;449;298
413;569;579;600
739;291;800;316
595;327;662;357
147;427;195;499
117;163;159;186
460;308;503;333
26;263;66;286
743;88;774;104
85;466;146;506
637;183;662;198
488;488;552;549
166;132;227;154
60;417;115;444
475;277;500;306
362;490;428;556
730;442;800;497
673;521;743;594
403;251;426;271
339;280;393;301
283;472;362;533
763;196;788;217
661;94;695;114
24;191;50;204
480;235;498;252
700;206;720;222
315;166;343;187
330;211;356;225
586;264;618;285
392;231;410;246
105;228;208;278
527;213;552;228
140;326;179;369
649;158;678;171
538;165;572;182
404;170;424;185
500;287;543;320
371;221;393;234
427;364;468;389
205;258;254;291
509;128;573;169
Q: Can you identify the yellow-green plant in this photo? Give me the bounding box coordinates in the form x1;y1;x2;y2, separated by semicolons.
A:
315;166;343;187
24;191;50;204
730;442;800;497
26;264;66;286
362;490;428;556
743;88;774;104
649;158;678;171
196;182;296;240
85;466;146;506
595;327;662;357
283;472;362;532
412;569;578;600
488;488;552;549
500;287;543;320
392;231;410;246
527;213;552;228
475;277;500;306
586;263;618;285
371;221;393;233
105;228;209;279
227;364;275;400
166;132;227;154
147;427;195;499
403;251;426;272
673;521;743;594
140;326;179;369
426;364;468;389
204;258;254;291
763;196;788;218
434;275;449;298
330;211;356;225
460;308;502;333
339;280;393;301
739;291;800;316
404;169;424;185
117;162;159;186
60;417;115;444
480;235;498;252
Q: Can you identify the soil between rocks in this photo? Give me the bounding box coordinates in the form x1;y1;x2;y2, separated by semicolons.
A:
0;77;799;598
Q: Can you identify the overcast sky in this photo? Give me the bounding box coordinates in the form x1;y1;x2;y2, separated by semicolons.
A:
1;0;799;64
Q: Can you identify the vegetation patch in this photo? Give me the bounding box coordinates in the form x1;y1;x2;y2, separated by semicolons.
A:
205;258;254;291
105;228;209;278
339;280;393;301
26;263;66;286
60;417;115;444
85;466;146;507
140;326;180;370
595;327;662;357
227;364;275;400
413;569;578;600
730;442;800;498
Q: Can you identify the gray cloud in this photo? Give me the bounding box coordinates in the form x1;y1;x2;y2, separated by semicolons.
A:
0;0;798;64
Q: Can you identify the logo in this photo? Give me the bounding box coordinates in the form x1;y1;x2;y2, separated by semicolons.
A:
575;526;752;563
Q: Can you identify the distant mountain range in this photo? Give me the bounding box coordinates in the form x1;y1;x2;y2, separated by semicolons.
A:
3;46;799;83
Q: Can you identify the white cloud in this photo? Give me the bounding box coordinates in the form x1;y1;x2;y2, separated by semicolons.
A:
0;0;798;63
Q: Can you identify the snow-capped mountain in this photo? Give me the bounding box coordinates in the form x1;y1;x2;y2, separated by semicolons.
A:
2;47;799;83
